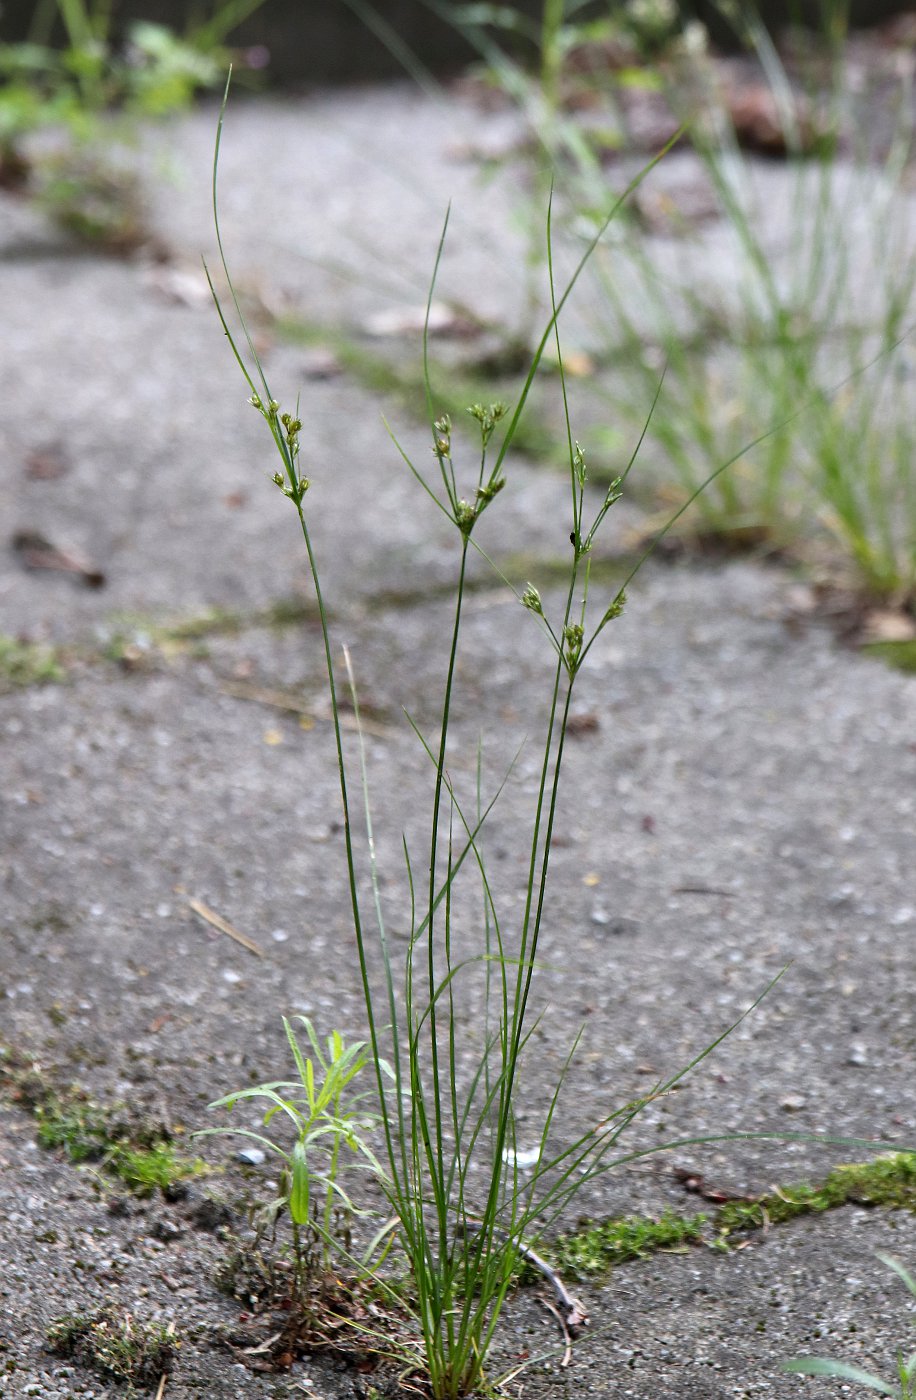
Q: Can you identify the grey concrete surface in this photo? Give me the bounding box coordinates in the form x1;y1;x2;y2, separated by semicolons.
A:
1;81;914;1399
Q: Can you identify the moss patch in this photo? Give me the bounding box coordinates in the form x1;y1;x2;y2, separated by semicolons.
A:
715;1153;916;1237
0;634;66;691
861;639;916;674
1;1045;207;1196
546;1209;708;1279
545;1154;916;1280
48;1303;176;1391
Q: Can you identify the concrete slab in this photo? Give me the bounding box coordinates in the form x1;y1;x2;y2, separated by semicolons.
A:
0;79;914;1400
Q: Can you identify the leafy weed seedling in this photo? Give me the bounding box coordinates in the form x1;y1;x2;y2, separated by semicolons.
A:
200;1016;389;1291
0;0;270;248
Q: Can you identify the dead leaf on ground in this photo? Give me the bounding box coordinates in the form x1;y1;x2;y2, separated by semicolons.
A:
860;609;916;644
725;82;821;156
24;446;70;480
567;711;600;736
363;301;481;339
11;530;105;587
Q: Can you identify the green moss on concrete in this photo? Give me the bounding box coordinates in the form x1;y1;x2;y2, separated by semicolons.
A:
48;1303;176;1388
1;1045;207;1196
861;640;916;674
547;1209;709;1279
716;1153;916;1237
0;634;66;691
543;1154;916;1281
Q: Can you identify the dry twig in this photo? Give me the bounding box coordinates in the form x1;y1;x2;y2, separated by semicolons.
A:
189;897;265;957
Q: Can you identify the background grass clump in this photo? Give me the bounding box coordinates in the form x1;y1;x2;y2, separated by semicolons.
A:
433;0;916;609
0;0;269;247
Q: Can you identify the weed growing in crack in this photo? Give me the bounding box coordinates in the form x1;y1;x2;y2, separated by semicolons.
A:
0;0;270;248
0;633;65;691
201;1016;391;1289
204;78;908;1398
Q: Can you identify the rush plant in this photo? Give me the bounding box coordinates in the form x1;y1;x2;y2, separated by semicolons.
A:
206;80;901;1398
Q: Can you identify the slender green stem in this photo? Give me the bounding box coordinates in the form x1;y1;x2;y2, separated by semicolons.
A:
424;538;471;1301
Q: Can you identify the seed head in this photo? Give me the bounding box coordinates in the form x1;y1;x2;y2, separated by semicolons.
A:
521;584;543;616
455;499;477;536
432;416;452;458
476;476;506;504
602;591;627;625
468;401;507;447
563;623;584;662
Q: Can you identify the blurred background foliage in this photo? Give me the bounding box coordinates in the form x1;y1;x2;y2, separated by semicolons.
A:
1;0;909;85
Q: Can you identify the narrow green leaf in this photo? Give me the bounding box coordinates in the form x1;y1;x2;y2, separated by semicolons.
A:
784;1357;901;1395
289;1140;311;1225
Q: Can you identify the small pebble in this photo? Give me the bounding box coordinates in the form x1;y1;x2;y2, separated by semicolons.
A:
237;1147;266;1166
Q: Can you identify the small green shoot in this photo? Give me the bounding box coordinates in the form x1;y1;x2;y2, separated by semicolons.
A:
785;1254;916;1398
199;1016;387;1280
